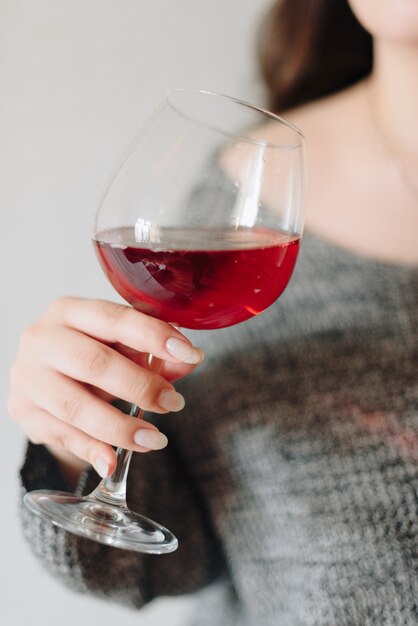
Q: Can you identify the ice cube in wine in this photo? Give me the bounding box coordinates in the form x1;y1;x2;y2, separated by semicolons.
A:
93;226;299;330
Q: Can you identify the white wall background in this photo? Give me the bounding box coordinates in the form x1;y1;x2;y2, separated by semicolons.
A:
0;1;272;624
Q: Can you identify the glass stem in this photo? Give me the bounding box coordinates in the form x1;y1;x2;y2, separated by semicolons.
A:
89;354;162;508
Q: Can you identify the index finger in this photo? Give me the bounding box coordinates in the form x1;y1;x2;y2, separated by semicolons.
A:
46;297;204;365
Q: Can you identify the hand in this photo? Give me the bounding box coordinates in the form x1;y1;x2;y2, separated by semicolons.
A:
8;297;204;482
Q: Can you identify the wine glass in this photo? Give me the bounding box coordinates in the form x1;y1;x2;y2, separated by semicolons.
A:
24;89;305;553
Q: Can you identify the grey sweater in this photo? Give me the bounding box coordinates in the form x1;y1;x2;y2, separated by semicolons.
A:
20;230;418;626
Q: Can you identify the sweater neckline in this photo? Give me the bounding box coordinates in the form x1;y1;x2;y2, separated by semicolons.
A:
302;229;418;273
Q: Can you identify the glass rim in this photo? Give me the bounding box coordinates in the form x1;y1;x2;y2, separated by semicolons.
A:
165;88;305;150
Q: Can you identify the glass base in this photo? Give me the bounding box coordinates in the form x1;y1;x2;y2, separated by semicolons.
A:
24;490;178;554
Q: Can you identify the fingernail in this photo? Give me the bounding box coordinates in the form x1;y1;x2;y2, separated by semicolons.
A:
95;457;109;478
158;389;185;412
134;429;168;450
166;337;204;364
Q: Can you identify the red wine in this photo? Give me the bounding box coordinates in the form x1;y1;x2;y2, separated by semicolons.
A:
93;226;300;329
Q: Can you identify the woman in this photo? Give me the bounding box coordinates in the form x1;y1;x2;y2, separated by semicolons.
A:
9;1;418;624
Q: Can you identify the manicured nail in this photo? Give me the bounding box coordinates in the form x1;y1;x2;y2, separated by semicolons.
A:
158;389;185;412
95;457;109;478
134;429;168;450
166;337;204;364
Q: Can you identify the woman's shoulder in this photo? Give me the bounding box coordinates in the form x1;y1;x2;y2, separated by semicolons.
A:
279;80;418;265
281;79;367;141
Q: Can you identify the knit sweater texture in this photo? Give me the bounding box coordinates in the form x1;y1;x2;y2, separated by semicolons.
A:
19;193;418;624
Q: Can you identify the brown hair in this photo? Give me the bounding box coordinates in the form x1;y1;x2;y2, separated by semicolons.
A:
259;0;373;112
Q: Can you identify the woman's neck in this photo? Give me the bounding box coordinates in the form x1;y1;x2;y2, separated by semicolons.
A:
370;39;418;161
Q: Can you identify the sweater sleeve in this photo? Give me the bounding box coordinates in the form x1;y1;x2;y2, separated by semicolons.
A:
19;423;226;609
